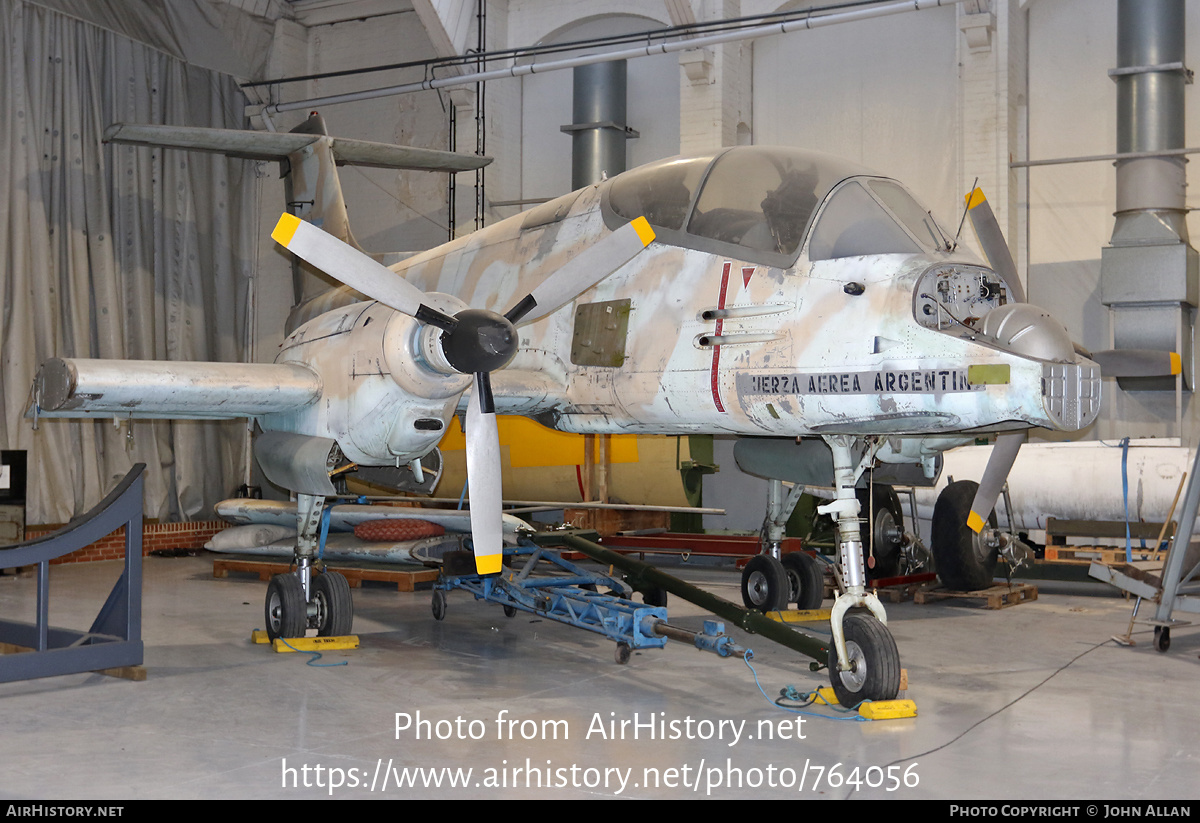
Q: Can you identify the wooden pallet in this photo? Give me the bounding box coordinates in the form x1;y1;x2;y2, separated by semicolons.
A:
1044;546;1162;564
914;582;1038;609
212;558;439;592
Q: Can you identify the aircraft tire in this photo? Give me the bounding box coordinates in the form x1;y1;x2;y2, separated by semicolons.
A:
782;552;825;610
828;612;901;706
1155;626;1171;653
313;571;353;637
265;573;306;640
858;484;904;579
741;554;789;613
642;586;668;608
932;480;999;591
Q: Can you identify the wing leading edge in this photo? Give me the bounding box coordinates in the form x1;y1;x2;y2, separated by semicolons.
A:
30;358;321;420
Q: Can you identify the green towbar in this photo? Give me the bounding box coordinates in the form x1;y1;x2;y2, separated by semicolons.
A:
535;531;830;665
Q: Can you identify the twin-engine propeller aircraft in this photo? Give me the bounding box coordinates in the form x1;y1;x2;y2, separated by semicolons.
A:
29;114;1178;703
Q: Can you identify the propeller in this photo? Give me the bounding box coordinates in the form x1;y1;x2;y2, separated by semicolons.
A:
965;187;1025;303
962;189;1182;533
272;211;655;574
966;431;1023;534
1083;348;1181;380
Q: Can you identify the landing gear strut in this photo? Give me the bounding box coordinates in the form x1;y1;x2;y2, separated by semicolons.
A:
819;436;901;703
262;492;355;640
743;478;812;612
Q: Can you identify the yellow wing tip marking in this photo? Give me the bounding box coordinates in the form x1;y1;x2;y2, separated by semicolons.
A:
271;213;302;247
476;553;503;575
1171;352;1182;375
967;511;985;533
965;187;987;210
631;216;655;247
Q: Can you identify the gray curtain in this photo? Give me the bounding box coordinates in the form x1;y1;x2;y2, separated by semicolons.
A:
0;0;255;524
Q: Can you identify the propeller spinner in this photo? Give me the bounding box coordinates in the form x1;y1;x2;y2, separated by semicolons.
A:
272;211;655;574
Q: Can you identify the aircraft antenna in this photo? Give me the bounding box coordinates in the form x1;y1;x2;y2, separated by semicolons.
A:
952;176;978;252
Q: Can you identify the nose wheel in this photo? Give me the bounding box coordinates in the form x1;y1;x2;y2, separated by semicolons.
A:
827;611;901;705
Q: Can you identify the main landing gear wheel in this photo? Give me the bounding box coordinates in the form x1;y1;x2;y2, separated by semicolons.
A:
1154;626;1171;653
782;552;825;610
265;573;306;640
932;480;999;591
859;484;904;579
313;571;353;637
642;586;668;608
828;612;901;706
741;554;789;613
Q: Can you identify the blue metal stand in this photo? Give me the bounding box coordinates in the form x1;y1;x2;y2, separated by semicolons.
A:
0;464;145;682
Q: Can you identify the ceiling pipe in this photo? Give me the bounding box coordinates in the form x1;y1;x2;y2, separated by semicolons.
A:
261;0;969;115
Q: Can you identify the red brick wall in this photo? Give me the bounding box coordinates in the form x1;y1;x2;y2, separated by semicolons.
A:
22;521;225;565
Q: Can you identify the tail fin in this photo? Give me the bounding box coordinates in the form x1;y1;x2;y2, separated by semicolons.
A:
104;113;489;311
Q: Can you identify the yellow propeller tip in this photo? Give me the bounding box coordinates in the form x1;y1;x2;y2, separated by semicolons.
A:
965;188;987;210
271;213;302;247
967;511;986;533
1171;352;1182;375
631;216;655;247
475;554;503;575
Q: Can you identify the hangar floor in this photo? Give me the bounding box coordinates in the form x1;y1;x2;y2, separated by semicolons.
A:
0;553;1197;801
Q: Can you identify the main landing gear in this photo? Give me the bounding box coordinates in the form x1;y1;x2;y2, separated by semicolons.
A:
741;478;824;613
930;479;1030;591
263;492;355;640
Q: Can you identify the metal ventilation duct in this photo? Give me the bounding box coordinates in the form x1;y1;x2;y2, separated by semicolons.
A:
1101;0;1197;391
562;61;638;189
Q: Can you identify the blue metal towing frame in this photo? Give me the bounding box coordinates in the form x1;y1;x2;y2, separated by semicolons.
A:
435;541;667;653
433;539;748;663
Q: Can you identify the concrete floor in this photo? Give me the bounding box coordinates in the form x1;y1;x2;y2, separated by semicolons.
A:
1;553;1198;800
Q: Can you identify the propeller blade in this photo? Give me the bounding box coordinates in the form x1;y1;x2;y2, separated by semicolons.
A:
465;373;503;575
505;217;655;325
272;213;456;331
1090;349;1181;379
967;431;1024;533
965;188;1025;303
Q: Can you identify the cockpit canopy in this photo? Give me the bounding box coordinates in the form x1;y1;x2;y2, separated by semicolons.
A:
603;146;949;268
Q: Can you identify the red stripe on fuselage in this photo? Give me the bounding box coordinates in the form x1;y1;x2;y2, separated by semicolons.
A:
710;262;731;413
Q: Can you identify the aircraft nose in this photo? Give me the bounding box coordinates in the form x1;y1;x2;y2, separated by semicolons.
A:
977;304;1074;363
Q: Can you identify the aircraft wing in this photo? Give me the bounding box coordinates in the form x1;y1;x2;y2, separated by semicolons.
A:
30;358;321;420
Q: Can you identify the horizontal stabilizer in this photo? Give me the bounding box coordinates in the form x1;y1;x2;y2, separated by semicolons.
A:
31;358;321;420
104;123;491;173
